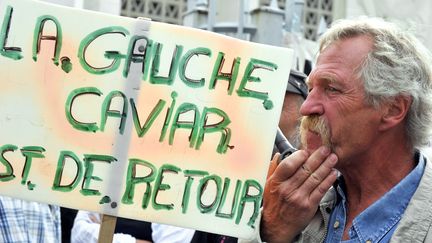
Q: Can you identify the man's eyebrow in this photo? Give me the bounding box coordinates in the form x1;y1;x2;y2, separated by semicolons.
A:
305;75;336;86
321;74;337;83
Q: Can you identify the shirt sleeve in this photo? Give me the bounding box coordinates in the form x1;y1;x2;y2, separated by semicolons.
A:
151;223;195;243
0;197;61;243
71;210;136;243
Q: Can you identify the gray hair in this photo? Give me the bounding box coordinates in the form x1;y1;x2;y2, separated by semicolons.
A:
318;17;432;148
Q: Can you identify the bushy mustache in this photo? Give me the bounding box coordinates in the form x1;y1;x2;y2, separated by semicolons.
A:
300;115;331;148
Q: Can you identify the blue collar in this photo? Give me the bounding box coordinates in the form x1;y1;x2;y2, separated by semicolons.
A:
327;152;426;242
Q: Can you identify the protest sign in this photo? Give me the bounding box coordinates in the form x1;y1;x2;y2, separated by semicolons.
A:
0;0;293;239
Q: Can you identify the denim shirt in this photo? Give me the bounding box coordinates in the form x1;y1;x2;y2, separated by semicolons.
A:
325;153;425;243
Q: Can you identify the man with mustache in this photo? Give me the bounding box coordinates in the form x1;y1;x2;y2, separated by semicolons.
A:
243;17;432;242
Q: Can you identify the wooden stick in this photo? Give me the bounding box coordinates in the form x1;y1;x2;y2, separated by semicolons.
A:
98;214;117;243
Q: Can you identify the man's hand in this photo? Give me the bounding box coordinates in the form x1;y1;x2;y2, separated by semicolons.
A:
261;146;338;243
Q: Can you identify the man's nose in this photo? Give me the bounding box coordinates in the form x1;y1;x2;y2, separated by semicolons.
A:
299;89;324;116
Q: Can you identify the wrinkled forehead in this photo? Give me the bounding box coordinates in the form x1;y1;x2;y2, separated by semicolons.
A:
308;36;373;83
320;36;373;64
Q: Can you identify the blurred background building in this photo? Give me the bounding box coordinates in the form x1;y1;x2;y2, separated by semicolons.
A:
41;0;432;73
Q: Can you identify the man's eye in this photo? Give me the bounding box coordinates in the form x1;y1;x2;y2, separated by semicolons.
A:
326;86;339;92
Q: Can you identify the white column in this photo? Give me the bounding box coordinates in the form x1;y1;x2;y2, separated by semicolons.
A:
39;0;120;15
237;0;245;39
183;0;209;28
207;0;216;31
39;0;75;7
83;0;121;15
250;3;285;46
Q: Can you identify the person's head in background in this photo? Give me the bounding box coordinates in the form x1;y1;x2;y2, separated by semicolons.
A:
278;69;308;148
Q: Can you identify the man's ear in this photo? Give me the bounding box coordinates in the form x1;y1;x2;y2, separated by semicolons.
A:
379;96;412;131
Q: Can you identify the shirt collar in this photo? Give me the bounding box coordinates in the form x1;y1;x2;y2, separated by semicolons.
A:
335;151;426;242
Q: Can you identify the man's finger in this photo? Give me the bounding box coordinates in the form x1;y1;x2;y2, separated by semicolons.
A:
280;146;331;189
266;153;281;179
309;169;338;205
272;150;309;181
301;153;338;194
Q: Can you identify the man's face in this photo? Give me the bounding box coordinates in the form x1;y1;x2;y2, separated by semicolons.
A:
299;35;383;166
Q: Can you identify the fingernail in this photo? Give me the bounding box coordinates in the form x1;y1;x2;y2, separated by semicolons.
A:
321;146;330;155
329;154;338;165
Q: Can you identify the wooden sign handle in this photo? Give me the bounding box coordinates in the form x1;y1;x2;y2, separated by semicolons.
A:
98;214;117;243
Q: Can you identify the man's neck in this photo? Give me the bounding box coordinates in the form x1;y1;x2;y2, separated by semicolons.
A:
338;139;416;239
